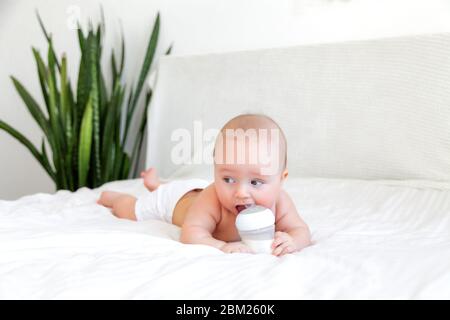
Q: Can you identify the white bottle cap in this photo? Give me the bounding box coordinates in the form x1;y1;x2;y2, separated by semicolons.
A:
235;205;275;231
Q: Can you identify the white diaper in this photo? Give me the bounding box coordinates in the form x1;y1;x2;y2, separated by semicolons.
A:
134;179;210;223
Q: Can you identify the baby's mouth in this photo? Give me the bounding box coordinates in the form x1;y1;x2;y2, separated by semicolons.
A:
235;204;254;213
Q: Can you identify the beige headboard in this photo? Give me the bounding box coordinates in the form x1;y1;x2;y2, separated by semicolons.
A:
147;33;450;182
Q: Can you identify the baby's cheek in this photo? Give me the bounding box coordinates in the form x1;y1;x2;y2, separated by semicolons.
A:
217;189;229;201
255;189;277;208
219;187;235;209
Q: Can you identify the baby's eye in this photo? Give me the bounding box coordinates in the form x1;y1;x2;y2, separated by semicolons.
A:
250;179;264;187
223;177;235;184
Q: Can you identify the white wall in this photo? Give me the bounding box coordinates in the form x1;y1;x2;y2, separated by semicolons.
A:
2;0;450;200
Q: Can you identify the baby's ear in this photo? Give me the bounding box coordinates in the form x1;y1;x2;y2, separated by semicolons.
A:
281;169;288;182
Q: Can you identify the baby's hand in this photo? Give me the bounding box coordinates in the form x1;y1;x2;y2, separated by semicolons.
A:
221;241;254;254
272;231;296;256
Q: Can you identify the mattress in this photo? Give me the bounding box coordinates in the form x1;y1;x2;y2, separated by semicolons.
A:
1;177;450;299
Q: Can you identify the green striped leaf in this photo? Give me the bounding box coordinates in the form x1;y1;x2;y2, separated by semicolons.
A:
88;33;102;185
47;64;69;189
123;12;160;145
40;138;56;182
131;88;151;177
121;153;131;179
36;10;61;71
31;48;50;111
78;95;93;187
119;32;125;75
77;23;85;52
10;76;50;137
60;55;70;127
76;32;93;117
0;119;55;182
165;44;173;55
131;13;159;111
111;51;118;89
101;81;120;181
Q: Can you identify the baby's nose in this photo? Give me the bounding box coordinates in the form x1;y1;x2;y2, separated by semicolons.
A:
235;184;250;199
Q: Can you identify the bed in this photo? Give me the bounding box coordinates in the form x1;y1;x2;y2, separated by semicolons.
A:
1;33;450;299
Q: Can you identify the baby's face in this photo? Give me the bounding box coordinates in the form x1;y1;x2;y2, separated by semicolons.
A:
214;137;287;215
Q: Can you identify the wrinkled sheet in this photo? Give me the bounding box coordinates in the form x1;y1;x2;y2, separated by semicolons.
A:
1;178;450;299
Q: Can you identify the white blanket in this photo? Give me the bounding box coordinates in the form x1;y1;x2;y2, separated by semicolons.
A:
1;178;450;299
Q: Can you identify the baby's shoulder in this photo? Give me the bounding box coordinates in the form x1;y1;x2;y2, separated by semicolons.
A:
276;188;291;204
275;189;296;216
190;183;222;213
198;183;220;202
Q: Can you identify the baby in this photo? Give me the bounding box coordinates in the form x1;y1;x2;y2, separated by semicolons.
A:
98;114;311;256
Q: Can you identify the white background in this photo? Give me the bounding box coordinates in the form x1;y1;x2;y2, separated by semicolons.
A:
2;0;450;200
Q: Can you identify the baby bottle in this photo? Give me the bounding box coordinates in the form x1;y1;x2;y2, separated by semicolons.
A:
235;205;275;254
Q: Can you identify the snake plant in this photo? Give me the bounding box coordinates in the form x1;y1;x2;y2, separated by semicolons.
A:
0;11;170;191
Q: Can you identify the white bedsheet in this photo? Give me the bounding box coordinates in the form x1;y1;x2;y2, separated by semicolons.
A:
1;177;450;299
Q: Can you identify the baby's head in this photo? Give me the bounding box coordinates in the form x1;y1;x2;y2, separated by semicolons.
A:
213;114;288;215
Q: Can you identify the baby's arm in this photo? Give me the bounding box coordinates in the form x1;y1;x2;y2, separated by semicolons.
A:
272;190;311;256
180;185;227;250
